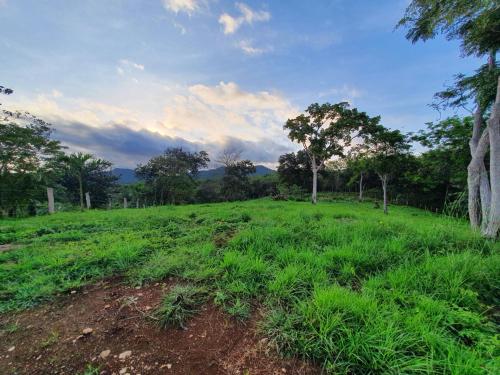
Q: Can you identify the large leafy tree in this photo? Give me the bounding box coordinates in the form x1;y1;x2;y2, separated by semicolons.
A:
0;113;61;216
398;0;500;237
136;148;209;205
284;102;378;204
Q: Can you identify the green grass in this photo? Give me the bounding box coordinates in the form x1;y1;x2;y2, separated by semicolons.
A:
1;199;499;373
154;284;208;328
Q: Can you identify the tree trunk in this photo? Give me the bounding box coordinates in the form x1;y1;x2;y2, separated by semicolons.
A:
78;174;84;211
47;187;55;214
359;172;363;201
312;165;318;204
380;174;388;215
85;192;91;209
484;76;500;238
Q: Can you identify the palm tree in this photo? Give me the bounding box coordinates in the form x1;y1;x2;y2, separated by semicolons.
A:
60;153;94;210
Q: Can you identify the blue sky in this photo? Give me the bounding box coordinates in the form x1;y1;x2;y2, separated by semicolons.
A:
0;0;481;167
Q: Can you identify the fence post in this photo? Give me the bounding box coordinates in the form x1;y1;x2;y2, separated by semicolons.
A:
123;197;128;209
136;199;139;209
47;187;55;214
85;192;91;209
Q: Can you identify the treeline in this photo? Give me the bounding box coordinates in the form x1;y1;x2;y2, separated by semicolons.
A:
278;116;472;216
121;148;278;206
0;100;480;219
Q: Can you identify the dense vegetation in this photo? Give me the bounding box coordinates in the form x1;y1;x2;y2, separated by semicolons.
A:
1;200;498;373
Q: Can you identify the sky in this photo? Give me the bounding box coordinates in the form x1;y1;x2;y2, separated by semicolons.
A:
0;0;482;168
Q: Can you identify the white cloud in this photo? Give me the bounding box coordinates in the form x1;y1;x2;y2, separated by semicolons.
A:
237;40;270;56
163;81;298;147
162;0;201;15
174;22;187;35
119;59;145;71
318;84;362;103
219;2;270;35
51;89;63;98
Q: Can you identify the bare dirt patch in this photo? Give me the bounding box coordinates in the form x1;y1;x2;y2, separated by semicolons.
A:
0;278;319;375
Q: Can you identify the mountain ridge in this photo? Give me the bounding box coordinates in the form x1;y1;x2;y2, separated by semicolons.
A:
112;165;276;184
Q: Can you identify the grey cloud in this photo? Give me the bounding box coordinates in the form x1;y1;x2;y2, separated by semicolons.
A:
52;121;293;168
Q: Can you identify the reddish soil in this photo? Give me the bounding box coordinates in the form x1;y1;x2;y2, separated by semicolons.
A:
0;278;319;375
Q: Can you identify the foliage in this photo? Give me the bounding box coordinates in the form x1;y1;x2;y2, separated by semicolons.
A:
0;199;498;373
221;159;256;201
0;116;62;216
277;151;312;190
135;148;209;205
397;0;499;57
54;153;118;209
284;102;378;164
432;62;500;112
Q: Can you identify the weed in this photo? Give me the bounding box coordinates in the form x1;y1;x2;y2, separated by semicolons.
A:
79;364;100;375
40;330;59;348
154;284;208;329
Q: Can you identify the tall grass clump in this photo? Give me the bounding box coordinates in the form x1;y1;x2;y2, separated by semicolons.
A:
154;284;208;329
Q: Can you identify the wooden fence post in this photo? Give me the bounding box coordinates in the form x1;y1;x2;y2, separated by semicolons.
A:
123;197;128;209
85;192;91;209
47;187;55;214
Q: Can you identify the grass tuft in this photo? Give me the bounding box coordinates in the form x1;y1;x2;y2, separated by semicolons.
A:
154;284;208;329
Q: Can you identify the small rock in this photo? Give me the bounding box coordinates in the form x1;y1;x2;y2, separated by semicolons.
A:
7;346;15;352
119;368;128;374
70;290;77;294
118;350;132;360
100;349;111;359
36;354;42;361
104;304;111;309
82;328;93;335
167;364;172;369
281;368;287;373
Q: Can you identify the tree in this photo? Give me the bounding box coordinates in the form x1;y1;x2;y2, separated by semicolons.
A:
56;153;117;209
0;113;61;216
136;148;209;205
345;155;370;201
367;126;410;214
221;160;256;201
284;102;378;204
398;0;500;237
277;151;312;191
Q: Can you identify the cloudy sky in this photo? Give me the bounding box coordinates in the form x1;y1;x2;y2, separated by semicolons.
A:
0;0;480;168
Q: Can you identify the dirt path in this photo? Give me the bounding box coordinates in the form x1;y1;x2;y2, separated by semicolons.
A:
0;278;319;375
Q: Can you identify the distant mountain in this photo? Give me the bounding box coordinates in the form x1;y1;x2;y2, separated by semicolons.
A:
196;165;275;180
112;165;275;184
112;168;138;184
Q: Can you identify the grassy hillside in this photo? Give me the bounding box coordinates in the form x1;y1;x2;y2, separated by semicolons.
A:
1;200;498;373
